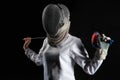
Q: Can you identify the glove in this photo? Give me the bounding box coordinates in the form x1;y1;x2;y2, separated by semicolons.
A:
91;32;112;59
99;34;112;59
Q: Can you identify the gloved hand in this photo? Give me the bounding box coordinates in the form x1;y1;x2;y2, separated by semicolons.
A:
98;34;111;59
91;32;111;59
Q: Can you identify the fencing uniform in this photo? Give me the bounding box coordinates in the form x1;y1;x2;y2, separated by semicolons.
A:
25;34;106;80
24;4;110;80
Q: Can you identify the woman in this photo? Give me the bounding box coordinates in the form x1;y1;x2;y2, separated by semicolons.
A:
23;4;111;80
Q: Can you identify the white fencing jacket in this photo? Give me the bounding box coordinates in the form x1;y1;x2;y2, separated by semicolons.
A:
25;34;104;80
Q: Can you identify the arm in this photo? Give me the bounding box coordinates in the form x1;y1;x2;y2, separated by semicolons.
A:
70;35;110;75
23;37;47;66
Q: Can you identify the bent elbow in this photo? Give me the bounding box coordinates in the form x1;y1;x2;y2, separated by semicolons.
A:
87;71;96;75
35;62;42;66
84;67;97;75
35;60;43;66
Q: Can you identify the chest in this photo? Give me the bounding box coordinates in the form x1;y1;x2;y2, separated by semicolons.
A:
43;45;71;65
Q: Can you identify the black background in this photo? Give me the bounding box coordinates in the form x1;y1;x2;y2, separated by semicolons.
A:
3;0;120;80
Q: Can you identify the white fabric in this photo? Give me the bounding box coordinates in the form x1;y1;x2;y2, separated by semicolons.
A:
25;34;104;80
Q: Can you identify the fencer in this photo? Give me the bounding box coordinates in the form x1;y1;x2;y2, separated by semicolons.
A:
23;4;112;80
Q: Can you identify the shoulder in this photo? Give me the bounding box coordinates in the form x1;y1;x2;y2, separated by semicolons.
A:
69;34;82;45
41;37;48;48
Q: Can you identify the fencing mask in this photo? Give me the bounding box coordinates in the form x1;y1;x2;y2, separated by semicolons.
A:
42;4;70;46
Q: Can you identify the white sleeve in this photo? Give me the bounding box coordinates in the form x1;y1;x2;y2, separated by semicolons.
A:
25;38;47;66
70;38;103;75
